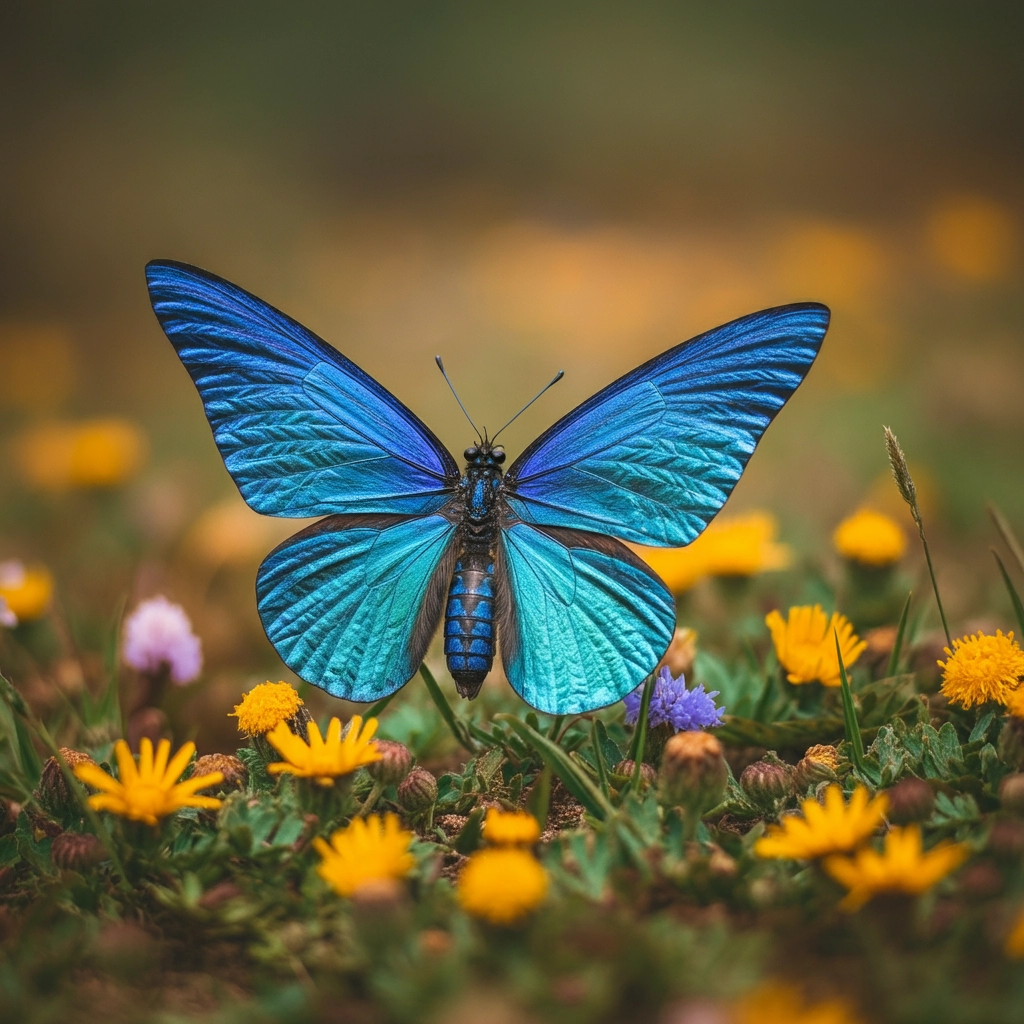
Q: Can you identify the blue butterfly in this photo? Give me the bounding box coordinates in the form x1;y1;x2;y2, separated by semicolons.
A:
146;261;828;715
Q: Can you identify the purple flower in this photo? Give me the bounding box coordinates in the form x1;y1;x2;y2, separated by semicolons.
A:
623;666;724;732
0;595;16;629
122;596;202;684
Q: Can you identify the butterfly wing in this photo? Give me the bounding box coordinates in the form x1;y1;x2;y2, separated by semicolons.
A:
257;513;458;701
146;260;460;517
497;523;675;714
503;303;829;545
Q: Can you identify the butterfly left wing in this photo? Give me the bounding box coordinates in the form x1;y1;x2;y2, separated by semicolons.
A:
503;303;829;546
497;522;675;714
146;260;460;517
257;513;457;701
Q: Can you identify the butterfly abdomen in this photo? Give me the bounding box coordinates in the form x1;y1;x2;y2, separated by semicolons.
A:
444;537;495;699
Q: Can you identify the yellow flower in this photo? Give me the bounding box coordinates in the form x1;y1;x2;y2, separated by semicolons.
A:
313;813;415;897
0;561;53;621
73;738;222;826
765;605;867;687
823;824;968;911
938;631;1024;709
267;715;381;786
483;808;541;845
833;508;907;566
458;846;548;925
14;418;146;490
755;785;887;861
231;681;304;736
631;512;791;593
1005;907;1024;958
731;982;864;1024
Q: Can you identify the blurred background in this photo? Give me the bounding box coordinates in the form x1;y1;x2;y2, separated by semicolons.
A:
0;3;1022;750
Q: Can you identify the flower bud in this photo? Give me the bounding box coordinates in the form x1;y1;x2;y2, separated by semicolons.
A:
739;754;793;810
988;818;1024;858
659;731;728;813
659;627;698;678
1000;773;1024;814
38;748;96;817
366;740;413;786
884;776;934;824
192;753;248;792
793;758;837;792
397;767;438;813
999;718;1024;770
51;832;106;871
614;759;657;788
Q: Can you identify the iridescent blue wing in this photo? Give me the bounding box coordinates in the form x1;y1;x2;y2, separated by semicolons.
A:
146;260;460;516
497;523;675;714
503;304;829;545
257;513;457;701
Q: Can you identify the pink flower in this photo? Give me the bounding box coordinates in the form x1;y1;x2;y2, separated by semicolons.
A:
0;595;16;628
122;596;202;684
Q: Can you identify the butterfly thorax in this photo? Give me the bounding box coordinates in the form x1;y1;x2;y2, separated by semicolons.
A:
444;442;506;699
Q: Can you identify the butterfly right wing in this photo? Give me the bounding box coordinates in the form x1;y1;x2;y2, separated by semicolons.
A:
257;513;458;701
146;260;460;517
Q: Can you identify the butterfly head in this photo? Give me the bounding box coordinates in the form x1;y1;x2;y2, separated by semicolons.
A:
463;442;505;468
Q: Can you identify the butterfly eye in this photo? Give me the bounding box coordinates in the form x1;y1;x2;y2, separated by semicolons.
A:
492;447;506;464
464;446;479;460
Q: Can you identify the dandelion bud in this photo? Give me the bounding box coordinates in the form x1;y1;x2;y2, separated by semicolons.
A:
366;740;413;786
793;756;837;792
51;832;106;871
988;818;1024;858
740;755;793;810
1000;773;1024;814
192;753;248;792
999;718;1024;770
613;759;657;788
397;767;438;813
659;731;728;813
38;748;96;817
884;777;935;824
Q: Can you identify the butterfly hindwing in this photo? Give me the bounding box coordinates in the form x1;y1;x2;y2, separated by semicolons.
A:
256;513;458;701
146;260;460;517
503;303;829;545
497;522;676;714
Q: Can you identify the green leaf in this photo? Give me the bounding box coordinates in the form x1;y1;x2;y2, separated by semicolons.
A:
887;592;913;677
626;673;655;762
496;714;614;820
836;630;865;770
591;720;611;798
526;765;552;831
993;550;1024;638
453;807;485;855
969;710;997;745
419;664;477;752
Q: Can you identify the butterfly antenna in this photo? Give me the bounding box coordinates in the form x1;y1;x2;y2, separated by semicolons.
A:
435;356;483;442
491;370;565;442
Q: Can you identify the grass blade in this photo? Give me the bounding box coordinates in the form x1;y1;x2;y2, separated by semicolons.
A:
366;691;397;720
496;714;614;820
626;673;655;762
989;503;1024;576
419;663;477;753
992;549;1024;638
591;719;611;798
835;629;865;770
886;591;913;678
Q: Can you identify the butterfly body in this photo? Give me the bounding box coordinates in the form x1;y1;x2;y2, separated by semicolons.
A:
444;442;507;696
145;259;830;715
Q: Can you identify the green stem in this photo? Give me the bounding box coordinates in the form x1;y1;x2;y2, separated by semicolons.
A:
917;523;951;647
366;691;397;720
835;630;865;771
419;663;477;753
626;674;655;762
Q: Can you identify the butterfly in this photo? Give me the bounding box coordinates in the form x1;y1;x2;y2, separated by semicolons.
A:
146;260;829;715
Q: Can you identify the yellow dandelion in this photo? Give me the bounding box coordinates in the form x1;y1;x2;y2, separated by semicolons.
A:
267;715;380;786
824;824;968;911
313;813;415;897
732;981;864;1024
938;631;1024;709
833;508;907;566
631;511;791;593
458;846;548;925
231;681;304;736
765;604;866;687
483;808;541;845
1005;907;1024;958
14;418;146;491
0;561;53;621
755;785;887;861
73;738;223;826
